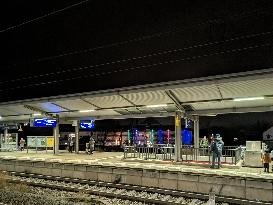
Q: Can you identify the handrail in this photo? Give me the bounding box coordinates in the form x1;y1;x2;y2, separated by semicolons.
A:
123;145;242;165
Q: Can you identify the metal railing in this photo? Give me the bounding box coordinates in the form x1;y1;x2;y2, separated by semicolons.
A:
124;145;243;165
123;144;175;160
182;146;243;165
123;146;138;159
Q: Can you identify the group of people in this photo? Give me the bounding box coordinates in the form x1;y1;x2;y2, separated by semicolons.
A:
207;134;273;172
67;135;95;154
209;134;224;169
199;134;225;169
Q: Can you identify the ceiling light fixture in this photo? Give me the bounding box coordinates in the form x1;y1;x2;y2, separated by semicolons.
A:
233;97;264;102
79;109;95;113
146;104;168;108
205;114;217;117
33;113;42;116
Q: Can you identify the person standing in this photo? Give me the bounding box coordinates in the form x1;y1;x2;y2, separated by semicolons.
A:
68;136;74;153
89;136;95;154
19;138;25;151
261;149;271;173
200;136;209;148
86;142;90;154
210;134;224;169
200;136;209;155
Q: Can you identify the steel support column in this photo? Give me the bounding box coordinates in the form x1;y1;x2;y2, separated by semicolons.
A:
194;116;200;149
75;121;79;154
53;121;59;155
4;128;8;144
174;111;182;162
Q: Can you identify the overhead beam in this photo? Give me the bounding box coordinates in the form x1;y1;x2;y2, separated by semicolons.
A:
2;104;273;123
51;102;71;111
180;94;273;105
118;93;143;114
215;83;224;100
164;90;185;112
0;103;174;118
80;98;101;109
64;112;175;121
189;105;273;115
118;94;136;106
23;104;51;117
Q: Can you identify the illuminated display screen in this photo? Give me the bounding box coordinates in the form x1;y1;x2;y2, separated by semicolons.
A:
80;120;95;129
34;118;57;127
182;129;193;145
158;129;163;144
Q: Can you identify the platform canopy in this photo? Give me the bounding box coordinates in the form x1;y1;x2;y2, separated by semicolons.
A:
0;68;273;123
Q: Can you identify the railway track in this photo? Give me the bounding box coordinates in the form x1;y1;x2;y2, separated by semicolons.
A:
1;171;271;205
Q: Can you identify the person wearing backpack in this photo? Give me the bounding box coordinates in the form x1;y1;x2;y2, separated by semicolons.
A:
210;134;224;169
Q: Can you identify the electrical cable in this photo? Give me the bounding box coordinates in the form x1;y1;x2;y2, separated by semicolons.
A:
5;6;273;67
0;42;270;93
0;30;272;85
0;0;90;34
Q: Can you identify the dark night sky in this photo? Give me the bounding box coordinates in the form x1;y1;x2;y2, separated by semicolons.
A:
0;0;273;102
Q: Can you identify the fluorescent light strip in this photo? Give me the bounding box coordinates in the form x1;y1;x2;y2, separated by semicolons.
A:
33;113;42;116
233;97;264;102
146;104;168;108
79;109;95;113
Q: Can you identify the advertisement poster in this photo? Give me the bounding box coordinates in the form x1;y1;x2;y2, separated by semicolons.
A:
47;137;54;147
36;137;46;147
27;137;36;148
27;136;54;148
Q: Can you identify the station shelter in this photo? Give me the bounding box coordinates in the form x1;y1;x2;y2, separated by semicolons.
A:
0;68;273;162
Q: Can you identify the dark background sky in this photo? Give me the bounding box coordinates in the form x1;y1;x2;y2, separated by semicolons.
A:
0;0;272;102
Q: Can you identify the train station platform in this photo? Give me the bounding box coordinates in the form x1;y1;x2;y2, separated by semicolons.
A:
0;151;273;202
0;150;272;179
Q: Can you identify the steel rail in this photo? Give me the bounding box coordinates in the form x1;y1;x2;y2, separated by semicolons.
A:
3;171;272;205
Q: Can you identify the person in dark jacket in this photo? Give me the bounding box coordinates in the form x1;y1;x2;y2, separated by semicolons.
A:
68;136;74;153
210;134;224;169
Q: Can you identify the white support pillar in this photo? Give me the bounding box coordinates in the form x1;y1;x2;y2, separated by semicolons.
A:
174;111;182;162
53;122;59;155
4;128;8;144
75;121;79;154
194;116;200;149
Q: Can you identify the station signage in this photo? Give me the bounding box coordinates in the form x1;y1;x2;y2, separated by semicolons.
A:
33;118;57;127
80;120;95;129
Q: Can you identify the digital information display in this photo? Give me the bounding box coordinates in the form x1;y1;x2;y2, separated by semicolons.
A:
33;118;57;127
80;120;95;129
182;129;193;145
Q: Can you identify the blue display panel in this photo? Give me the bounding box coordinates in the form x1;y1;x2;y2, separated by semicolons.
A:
80;120;95;129
34;118;57;127
134;128;139;144
182;129;193;145
158;129;163;144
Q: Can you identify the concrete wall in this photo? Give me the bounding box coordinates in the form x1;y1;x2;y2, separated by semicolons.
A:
0;158;272;202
